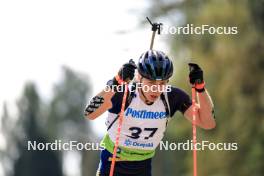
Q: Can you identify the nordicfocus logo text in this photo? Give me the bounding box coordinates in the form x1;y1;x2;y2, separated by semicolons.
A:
125;108;166;119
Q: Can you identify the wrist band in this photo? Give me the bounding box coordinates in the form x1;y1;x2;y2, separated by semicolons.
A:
195;81;205;92
196;87;205;93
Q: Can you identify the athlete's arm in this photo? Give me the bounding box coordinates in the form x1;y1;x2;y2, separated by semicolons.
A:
85;90;115;120
184;63;216;129
84;59;137;120
184;89;216;129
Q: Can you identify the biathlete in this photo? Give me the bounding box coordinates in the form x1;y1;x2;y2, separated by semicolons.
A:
85;50;216;176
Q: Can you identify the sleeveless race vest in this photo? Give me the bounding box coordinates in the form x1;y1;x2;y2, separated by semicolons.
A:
101;85;192;161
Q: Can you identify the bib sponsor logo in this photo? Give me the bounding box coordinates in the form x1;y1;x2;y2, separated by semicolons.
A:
124;139;154;148
125;108;166;119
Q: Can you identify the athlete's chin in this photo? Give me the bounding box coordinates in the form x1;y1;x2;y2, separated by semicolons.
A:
148;95;158;102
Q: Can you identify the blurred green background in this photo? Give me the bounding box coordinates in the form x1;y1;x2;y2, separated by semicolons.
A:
0;0;263;176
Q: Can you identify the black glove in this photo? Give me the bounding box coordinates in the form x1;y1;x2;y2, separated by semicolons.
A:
106;59;137;92
84;96;104;116
188;63;205;92
118;59;137;81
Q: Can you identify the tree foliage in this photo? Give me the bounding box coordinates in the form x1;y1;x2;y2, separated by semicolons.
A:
0;67;97;176
148;0;264;175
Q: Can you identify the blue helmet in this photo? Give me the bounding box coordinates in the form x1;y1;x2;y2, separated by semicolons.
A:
137;50;173;80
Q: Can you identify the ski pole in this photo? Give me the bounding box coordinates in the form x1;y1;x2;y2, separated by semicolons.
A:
109;58;137;176
109;83;128;176
146;17;162;50
189;64;198;176
109;17;162;175
191;86;197;176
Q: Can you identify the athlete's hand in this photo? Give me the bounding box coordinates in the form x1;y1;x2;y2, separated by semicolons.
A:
106;59;137;92
188;63;205;92
118;59;137;82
